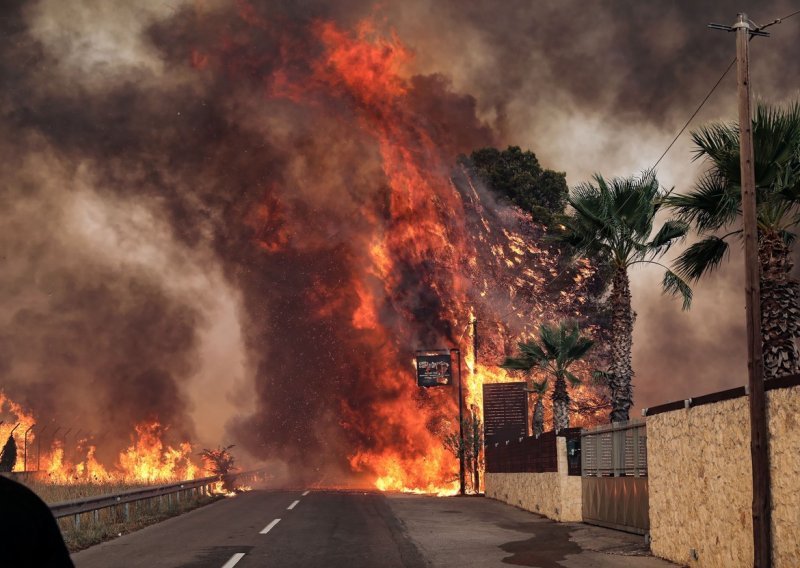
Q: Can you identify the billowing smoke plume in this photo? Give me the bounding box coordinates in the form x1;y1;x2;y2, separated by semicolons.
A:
2;0;798;483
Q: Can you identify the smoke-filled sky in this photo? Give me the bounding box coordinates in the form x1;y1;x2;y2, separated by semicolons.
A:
2;0;799;476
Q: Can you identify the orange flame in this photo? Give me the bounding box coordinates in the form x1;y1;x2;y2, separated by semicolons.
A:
0;392;205;484
249;15;608;494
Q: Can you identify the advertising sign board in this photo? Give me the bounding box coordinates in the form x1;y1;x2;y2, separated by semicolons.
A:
416;352;452;387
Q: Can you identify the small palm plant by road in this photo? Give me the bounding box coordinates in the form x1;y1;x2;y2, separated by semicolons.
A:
525;379;548;438
502;321;594;433
668;101;800;378
561;170;691;423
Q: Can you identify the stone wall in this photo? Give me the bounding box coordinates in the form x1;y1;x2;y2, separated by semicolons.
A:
648;384;800;567
485;436;581;522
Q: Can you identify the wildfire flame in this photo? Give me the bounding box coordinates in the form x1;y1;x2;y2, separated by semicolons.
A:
1;8;608;497
244;13;607;493
0;392;203;484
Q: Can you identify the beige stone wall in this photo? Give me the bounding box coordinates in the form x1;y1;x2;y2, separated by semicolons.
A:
768;386;800;567
485;437;582;522
648;385;800;567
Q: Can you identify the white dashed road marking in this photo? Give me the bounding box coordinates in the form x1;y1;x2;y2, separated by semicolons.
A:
287;500;300;510
260;518;281;534
302;490;310;496
221;552;246;568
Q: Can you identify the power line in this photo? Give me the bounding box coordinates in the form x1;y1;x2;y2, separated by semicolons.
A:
532;52;741;295
758;8;800;30
652;58;736;170
465;9;800;332
652;6;800;168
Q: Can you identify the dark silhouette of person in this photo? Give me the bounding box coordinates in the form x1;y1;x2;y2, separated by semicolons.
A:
0;475;74;567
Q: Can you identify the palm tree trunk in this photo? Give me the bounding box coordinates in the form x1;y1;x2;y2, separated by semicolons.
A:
759;232;800;378
533;399;544;438
552;376;570;433
609;267;634;422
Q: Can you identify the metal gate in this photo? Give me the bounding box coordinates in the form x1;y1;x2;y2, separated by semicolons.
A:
581;420;649;535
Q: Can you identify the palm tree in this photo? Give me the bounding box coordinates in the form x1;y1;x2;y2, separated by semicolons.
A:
668;101;800;379
562;170;691;423
525;379;548;437
501;321;594;432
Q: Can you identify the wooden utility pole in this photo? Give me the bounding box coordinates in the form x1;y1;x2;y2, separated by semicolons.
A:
472;319;479;493
734;13;772;567
451;348;465;495
472;318;478;370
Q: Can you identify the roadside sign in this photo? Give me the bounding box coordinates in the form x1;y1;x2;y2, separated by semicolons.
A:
483;382;528;442
415;352;452;387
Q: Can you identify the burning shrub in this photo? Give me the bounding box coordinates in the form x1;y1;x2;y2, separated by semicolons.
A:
200;445;237;491
443;413;484;494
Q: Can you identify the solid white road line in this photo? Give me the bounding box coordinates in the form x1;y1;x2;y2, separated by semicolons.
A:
221;552;246;568
260;518;281;534
302;490;310;496
287;499;300;510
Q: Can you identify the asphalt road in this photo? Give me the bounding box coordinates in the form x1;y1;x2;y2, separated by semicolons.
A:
72;489;424;568
71;490;676;568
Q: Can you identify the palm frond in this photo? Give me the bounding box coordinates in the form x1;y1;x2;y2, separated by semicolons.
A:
564;170;672;267
592;369;613;386
666;173;739;233
526;378;548;396
567;336;594;361
691;121;739;168
518;340;546;362
538;323;561;360
674;236;731;282
647;219;689;255
500;356;536;372
564;370;582;386
781;229;798;247
679;101;800;247
662;269;693;311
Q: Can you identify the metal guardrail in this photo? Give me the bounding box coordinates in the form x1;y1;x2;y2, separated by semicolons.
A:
50;475;220;519
49;469;265;525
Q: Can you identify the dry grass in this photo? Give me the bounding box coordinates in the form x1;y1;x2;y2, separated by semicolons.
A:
25;480;149;505
12;477;224;552
57;492;222;551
